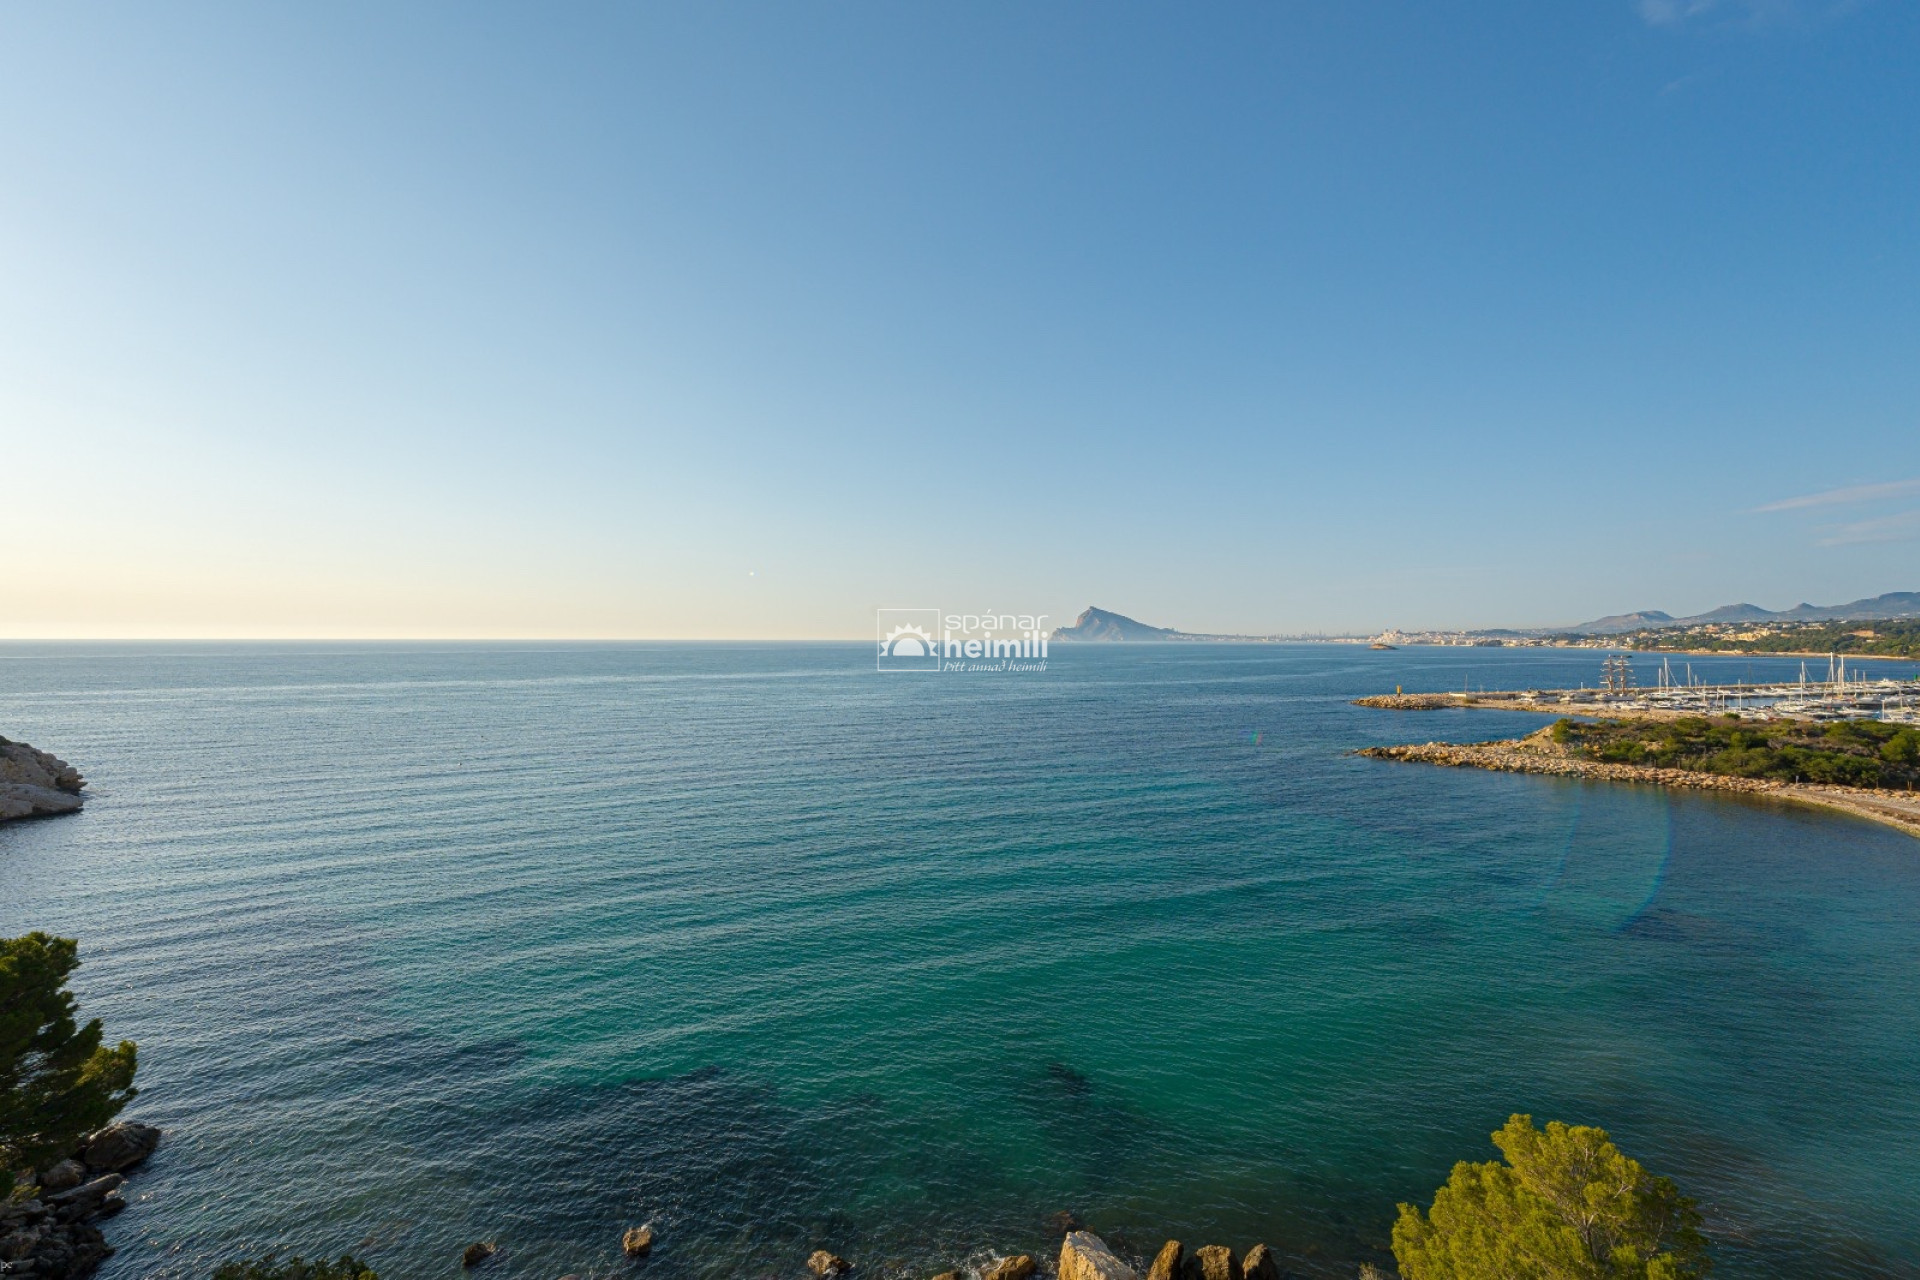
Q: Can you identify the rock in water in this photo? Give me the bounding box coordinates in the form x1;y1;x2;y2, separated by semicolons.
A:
0;782;83;820
1058;1231;1140;1280
461;1241;497;1267
1240;1244;1277;1280
38;1160;88;1194
984;1256;1036;1280
15;1219;111;1276
808;1250;852;1276
0;736;86;822
1184;1245;1240;1280
49;1173;125;1217
1049;1210;1084;1235
79;1122;162;1173
622;1225;654;1257
1147;1241;1183;1280
929;1273;962;1280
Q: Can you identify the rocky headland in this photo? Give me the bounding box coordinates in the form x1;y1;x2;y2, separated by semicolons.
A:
1050;607;1185;642
0;1122;161;1278
1049;607;1293;644
0;738;86;822
1359;726;1920;839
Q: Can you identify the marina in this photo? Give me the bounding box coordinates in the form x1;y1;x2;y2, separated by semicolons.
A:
1358;653;1920;724
1593;653;1920;723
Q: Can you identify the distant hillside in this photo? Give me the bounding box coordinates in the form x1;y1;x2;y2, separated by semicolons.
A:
1569;592;1920;634
1687;603;1779;625
1050;606;1182;641
1779;591;1920;620
1630;618;1920;659
1574;610;1674;635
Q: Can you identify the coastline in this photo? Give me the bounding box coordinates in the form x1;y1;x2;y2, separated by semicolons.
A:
1358;732;1920;839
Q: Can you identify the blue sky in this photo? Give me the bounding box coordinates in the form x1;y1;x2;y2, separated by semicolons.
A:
3;1;1915;637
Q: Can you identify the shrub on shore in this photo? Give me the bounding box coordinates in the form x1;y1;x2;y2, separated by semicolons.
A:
1553;716;1920;789
1393;1115;1709;1280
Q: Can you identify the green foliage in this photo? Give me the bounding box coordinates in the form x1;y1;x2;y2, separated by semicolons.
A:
210;1257;379;1280
1393;1115;1710;1280
0;933;138;1195
1550;717;1920;790
1882;730;1920;765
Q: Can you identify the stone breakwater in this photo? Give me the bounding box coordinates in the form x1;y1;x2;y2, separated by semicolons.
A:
0;737;85;822
0;1122;161;1279
1353;692;1691;721
1352;693;1474;710
1358;731;1920;839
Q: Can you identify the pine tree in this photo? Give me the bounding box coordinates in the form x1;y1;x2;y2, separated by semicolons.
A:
0;933;139;1193
1393;1115;1710;1280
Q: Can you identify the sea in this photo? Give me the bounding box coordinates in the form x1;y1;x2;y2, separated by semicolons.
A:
2;642;1918;1280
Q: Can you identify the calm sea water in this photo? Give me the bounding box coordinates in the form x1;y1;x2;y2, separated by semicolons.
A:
3;643;1918;1280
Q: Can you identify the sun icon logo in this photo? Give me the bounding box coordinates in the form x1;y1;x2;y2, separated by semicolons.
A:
881;623;937;658
875;607;942;671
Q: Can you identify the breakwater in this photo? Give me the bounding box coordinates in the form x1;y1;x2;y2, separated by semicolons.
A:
1353;691;1697;720
1358;730;1920;838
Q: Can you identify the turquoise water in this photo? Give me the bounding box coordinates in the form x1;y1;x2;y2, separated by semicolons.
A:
3;643;1918;1279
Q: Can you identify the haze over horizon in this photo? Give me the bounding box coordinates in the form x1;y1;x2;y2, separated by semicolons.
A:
4;2;1917;640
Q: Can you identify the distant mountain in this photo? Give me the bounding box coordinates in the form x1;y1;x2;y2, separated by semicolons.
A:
1050;606;1182;641
1687;603;1777;624
1785;591;1920;620
1568;592;1920;634
1572;610;1674;635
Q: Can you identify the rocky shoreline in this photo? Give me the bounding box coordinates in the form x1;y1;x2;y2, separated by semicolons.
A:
716;1231;1284;1280
0;738;86;822
0;1122;161;1278
1358;728;1920;839
830;1232;1286;1280
451;1225;1299;1280
0;1181;1317;1280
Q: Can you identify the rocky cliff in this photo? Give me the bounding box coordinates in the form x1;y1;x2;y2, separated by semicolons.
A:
0;736;86;821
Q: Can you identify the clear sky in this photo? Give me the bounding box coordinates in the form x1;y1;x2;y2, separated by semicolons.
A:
3;1;1915;639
